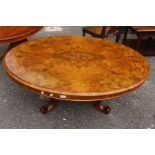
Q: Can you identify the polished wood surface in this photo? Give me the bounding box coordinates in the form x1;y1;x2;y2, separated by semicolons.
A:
4;36;150;101
0;26;42;44
132;26;155;32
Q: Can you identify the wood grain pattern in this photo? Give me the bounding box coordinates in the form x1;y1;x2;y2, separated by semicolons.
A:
3;36;150;101
0;26;42;44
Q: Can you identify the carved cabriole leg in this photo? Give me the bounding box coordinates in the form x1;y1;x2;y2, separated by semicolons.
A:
95;101;111;114
40;99;59;114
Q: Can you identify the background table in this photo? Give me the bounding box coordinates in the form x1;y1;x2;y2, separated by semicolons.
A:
3;36;150;114
122;26;155;56
0;26;42;58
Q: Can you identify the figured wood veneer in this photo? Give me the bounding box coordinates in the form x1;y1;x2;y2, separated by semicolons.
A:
3;36;150;101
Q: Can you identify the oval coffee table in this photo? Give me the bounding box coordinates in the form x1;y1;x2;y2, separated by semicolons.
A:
0;26;42;58
3;36;150;114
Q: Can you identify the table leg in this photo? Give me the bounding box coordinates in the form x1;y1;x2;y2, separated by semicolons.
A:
116;31;121;42
122;26;128;44
82;29;86;36
40;99;59;114
95;101;111;114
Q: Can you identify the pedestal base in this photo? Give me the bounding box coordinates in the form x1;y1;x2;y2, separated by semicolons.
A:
40;99;111;115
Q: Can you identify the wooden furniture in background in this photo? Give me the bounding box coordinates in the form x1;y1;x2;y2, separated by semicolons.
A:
123;26;155;51
82;26;121;42
4;36;150;114
0;26;42;58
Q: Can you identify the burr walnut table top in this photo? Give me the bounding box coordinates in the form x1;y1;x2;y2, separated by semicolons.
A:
3;36;150;101
0;26;42;44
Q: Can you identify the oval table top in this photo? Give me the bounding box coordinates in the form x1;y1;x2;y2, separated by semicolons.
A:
4;36;150;101
0;26;42;44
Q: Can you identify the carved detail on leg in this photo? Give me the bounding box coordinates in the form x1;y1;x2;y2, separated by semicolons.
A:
95;101;111;114
40;99;59;114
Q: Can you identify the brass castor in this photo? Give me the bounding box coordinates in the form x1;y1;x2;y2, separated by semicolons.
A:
95;101;111;114
40;99;59;114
